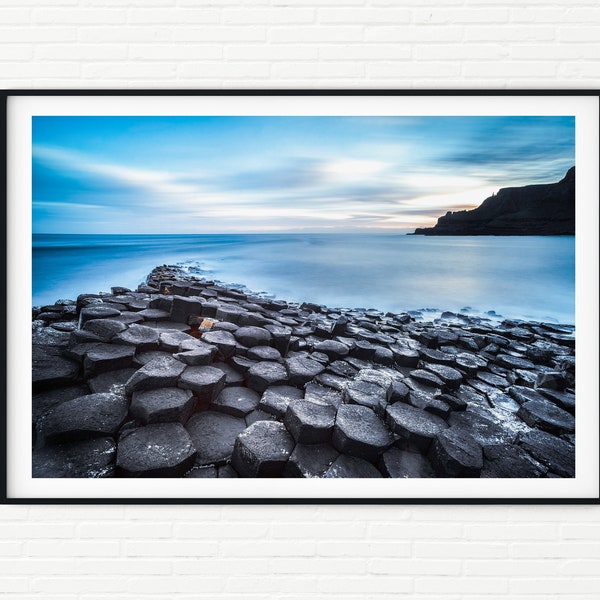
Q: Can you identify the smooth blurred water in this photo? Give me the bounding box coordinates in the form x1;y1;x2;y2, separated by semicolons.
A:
32;233;575;324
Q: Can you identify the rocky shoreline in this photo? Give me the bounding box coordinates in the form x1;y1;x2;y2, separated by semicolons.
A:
32;265;576;479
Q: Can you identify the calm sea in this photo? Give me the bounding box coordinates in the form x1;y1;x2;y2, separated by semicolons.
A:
32;234;575;325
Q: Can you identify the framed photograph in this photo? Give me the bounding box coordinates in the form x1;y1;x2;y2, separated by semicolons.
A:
2;90;598;503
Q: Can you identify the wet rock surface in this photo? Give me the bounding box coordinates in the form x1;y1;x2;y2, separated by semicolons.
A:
32;264;576;479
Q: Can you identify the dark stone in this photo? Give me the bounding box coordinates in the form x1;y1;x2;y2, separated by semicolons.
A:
215;304;247;324
130;387;196;425
32;384;90;424
44;392;128;444
313;340;350;361
170;296;204;323
284;399;337;444
408;390;451;419
508;385;546;405
247;361;289;393
79;306;121;324
386;402;448;452
350;340;377;361
535;371;568;391
423;363;463;390
448;410;516;446
428;428;483;477
116;423;196;477
327;360;358;378
113;324;160;351
178;365;226;402
231;421;295;477
537;388;575;415
247;346;282;362
158;330;197;352
33;437;116;478
386;380;410;404
186;411;246;466
477;371;510;389
391;346;420;367
410;369;444;389
32;345;80;390
517;429;575;477
481;444;547;478
437;393;468;412
495;353;535;370
284;356;326;387
125;356;186;394
259;385;304;418
324;454;383;478
245;409;277;426
82;318;127;342
517;399;575;435
233;326;272;348
304;383;343;409
419;348;456;366
315;372;350;391
332;404;392;463
344;379;388;417
88;368;138;394
264;324;292;355
213;386;260;417
379;447;435;478
201;330;237;360
83;344;135;378
284;443;339;478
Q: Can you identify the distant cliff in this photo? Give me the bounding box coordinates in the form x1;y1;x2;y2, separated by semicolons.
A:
412;167;575;236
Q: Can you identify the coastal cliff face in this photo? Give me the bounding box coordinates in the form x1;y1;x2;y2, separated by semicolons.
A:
413;167;575;236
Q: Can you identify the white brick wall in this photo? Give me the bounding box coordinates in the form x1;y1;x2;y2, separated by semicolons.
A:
1;0;599;596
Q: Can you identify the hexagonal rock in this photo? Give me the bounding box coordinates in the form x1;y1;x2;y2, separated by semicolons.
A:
186;411;247;466
481;444;547;478
33;437;116;478
178;365;226;402
83;343;135;378
231;421;295;477
116;423;196;477
428;428;483;477
284;399;337;444
379;447;435;478
201;330;237;360
264;324;292;355
454;352;488;376
174;343;217;367
508;385;546;406
408;390;451;420
386;380;410;404
81;318;127;342
324;454;383;478
247;346;282;362
114;324;160;351
169;296;204;323
284;443;339;478
419;348;456;366
158;330;196;352
44;392;128;444
517;429;575;478
410;369;444;389
233;326;272;348
386;402;448;453
304;382;343;409
130;387;196;425
136;308;171;321
423;363;463;390
537;389;575;415
32;345;80;390
88;368;138;394
332;404;392;463
79;305;121;325
247;361;289;393
390;346;419;367
516;399;575;435
285;356;326;387
212;386;260;417
350;340;377;361
125;356;186;394
313;340;349;361
495;354;535;370
259;385;304;418
344;380;388;417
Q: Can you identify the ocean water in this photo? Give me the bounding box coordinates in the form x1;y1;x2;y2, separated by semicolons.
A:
32;234;575;325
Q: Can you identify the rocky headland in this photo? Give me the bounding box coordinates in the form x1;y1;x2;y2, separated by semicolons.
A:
413;167;575;236
32;266;576;480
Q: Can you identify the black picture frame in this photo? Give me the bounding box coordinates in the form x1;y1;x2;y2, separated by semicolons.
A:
2;89;598;504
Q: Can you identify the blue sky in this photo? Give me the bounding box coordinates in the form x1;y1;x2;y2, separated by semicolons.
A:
32;115;575;234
